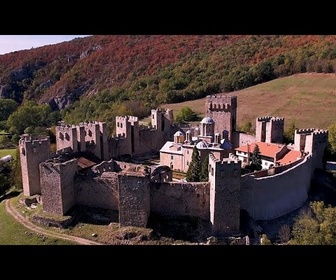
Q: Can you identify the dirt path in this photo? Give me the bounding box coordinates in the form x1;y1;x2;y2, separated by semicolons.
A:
5;198;102;245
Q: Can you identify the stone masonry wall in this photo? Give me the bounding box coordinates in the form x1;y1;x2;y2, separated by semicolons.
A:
240;155;313;220
40;159;77;215
74;172;119;210
150;182;210;220
59;159;78;214
232;131;257;148
118;173;150;227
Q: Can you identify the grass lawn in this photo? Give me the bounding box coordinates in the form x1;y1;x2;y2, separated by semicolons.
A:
0;148;17;159
0;194;76;245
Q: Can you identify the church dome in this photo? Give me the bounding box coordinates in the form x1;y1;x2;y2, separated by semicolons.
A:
174;131;184;136
196;140;208;149
220;139;232;149
200;117;214;124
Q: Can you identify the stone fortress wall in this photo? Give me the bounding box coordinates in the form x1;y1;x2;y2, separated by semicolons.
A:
19;93;328;236
56;108;176;161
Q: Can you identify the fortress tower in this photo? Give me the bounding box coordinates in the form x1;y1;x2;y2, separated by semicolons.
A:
116;116;139;155
151;108;173;132
81;121;107;160
56;125;78;153
40;159;78;215
118;171;151;228
56;121;109;160
256;116;284;144
19;134;50;196
208;154;241;236
294;128;328;173
205;94;237;144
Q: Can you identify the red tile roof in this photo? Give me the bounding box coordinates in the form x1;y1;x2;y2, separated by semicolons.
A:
235;142;285;158
276;150;302;165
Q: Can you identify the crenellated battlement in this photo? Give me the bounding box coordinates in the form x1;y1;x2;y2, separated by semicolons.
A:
128;116;139;123
57;121;107;131
206;94;237;104
257;116;272;122
152;108;172;114
19;135;50;149
206;95;237;112
271;117;285;122
221;158;241;166
312;129;328;135
116;116;129;122
56;125;77;132
79;121;100;130
92;159;115;174
228;153;239;161
257;116;284;122
295;128;315;134
79;121;104;126
209;152;241;167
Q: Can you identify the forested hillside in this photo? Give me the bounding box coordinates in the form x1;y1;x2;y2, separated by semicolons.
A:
1;35;336;135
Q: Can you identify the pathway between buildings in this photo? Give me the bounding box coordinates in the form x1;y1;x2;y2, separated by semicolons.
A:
5;198;102;245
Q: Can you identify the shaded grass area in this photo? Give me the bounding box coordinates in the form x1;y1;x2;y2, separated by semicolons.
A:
8;194;211;245
163;73;336;131
59;205;208;245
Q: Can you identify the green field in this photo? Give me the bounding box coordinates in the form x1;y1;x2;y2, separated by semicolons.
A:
0;195;76;245
163;73;336;131
0;148;16;159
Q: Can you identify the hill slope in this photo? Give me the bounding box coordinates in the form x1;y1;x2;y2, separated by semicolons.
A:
163;73;336;131
1;35;336;113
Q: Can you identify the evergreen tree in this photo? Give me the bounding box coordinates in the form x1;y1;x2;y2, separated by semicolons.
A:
250;144;262;170
200;154;209;182
186;146;201;182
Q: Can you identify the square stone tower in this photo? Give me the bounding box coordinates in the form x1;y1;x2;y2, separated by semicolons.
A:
205;94;237;144
255;116;284;144
208;154;241;236
19;134;50;196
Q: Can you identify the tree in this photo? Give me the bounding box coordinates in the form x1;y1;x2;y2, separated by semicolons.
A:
0;168;11;198
240;121;253;133
186;146;201;182
6;101;51;135
290;201;336;245
250;144;262;170
278;224;291;243
175;106;198;123
284;120;297;144
328;123;336;154
10;147;22;191
200;155;209;182
0;99;18;122
260;233;272;245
